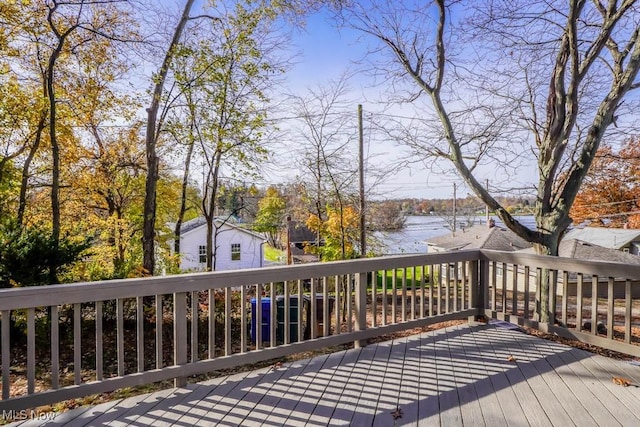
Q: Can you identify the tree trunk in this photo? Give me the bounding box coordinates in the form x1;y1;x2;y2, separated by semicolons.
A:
17;113;46;226
142;0;195;275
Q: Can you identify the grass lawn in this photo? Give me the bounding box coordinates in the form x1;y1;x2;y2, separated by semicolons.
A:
373;267;433;292
264;245;286;263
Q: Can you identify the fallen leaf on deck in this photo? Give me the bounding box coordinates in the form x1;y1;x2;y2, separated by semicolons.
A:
391;407;403;420
269;362;283;371
612;377;632;387
507;355;516;362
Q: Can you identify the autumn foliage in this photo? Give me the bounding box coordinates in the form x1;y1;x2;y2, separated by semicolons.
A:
570;139;640;228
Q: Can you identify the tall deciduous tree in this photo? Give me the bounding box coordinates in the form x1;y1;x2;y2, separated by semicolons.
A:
143;0;196;276
254;185;286;247
338;0;640;322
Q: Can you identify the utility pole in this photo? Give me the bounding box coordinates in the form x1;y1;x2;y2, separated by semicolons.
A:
358;104;366;257
453;182;457;234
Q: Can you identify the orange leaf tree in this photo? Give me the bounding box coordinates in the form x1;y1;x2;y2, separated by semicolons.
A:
571;139;640;228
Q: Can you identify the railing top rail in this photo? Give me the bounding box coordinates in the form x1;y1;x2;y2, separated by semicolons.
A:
480;249;640;279
0;250;481;310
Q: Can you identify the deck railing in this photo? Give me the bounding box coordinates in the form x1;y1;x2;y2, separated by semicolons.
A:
1;249;640;410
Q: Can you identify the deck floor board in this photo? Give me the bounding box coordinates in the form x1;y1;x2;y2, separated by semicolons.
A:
13;324;640;427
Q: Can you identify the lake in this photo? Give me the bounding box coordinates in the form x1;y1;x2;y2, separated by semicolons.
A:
375;215;537;255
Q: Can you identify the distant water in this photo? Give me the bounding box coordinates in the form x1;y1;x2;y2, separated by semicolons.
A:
374;215;536;255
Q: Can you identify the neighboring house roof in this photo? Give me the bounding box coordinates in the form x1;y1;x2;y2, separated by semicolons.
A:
179;217;266;241
563;227;640;250
426;225;532;252
287;220;317;243
519;239;640;265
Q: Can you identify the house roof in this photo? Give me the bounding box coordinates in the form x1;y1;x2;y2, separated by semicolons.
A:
179;217;265;241
519;239;640;265
287;220;317;243
563;227;640;250
426;225;532;252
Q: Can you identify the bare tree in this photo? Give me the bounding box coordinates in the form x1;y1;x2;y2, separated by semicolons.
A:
338;0;640;322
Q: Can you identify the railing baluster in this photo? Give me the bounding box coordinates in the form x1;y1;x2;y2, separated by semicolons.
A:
94;302;101;382
256;283;263;348
323;277;329;337
1;310;9;399
501;263;507;313
156;295;163;368
297;279;303;342
392;269;397;322
137;296;144;372
445;263;451;314
241;286;247;351
310;279;316;339
420;265;425;317
562;271;568;326
401;268;407;322
453;262;459;313
371;271;377;327
208;289;215;359
411;266;416;320
74;303;81;385
27;307;35;394
549;270;557;323
52;305;60;387
591;275;598;335
461;262;467;310
511;264;518;316
429;265;434;317
625;279;632;344
535;268;542;321
347;274;353;333
117;298;124;376
284;281;290;344
491;262;497;311
270;283;277;347
382;269;387;325
174;292;188;387
225;288;232;355
607;277;614;340
437;264;442;315
524;266;530;319
576;274;583;331
334;276;340;335
191;291;198;362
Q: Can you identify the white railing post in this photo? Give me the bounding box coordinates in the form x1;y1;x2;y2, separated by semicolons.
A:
354;272;367;348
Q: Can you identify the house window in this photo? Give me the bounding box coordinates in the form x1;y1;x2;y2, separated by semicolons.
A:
199;245;206;263
231;243;241;261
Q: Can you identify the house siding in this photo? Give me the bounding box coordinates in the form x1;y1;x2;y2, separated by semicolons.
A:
180;222;264;272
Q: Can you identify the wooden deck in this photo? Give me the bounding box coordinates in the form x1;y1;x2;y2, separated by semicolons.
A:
13;323;640;426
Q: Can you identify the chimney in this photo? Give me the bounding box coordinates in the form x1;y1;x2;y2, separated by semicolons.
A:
488;218;495;228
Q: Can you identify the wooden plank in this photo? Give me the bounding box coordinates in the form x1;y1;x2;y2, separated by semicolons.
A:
415;329;441;427
270;351;340;425
372;337;408;427
314;346;364;425
445;326;485;427
252;355;325;424
91;386;176;427
348;342;391;426
202;366;276;426
565;350;640;424
483;328;551;427
394;334;424;425
435;328;464;427
461;326;509;427
511;329;589;426
48;397;123;427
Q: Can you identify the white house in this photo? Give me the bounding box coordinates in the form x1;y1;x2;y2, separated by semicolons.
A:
176;217;267;272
